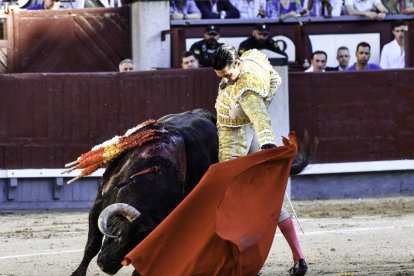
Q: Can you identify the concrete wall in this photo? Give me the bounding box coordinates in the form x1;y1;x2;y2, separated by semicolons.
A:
0;177;99;209
131;1;170;70
269;65;290;145
291;172;414;200
291;160;414;200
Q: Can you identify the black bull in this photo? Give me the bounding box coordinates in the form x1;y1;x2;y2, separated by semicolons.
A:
71;109;312;276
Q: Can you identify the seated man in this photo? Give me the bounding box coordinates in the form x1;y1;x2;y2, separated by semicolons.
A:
119;59;135;72
196;0;240;19
266;0;307;19
238;24;288;59
305;50;327;72
326;46;350;71
347;42;382;70
401;0;414;14
27;0;84;9
170;0;201;19
180;51;199;69
27;0;59;9
302;0;343;17
380;20;406;69
189;25;224;67
230;0;266;18
345;0;389;20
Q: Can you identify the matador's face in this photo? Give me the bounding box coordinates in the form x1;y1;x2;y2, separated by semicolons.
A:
214;60;242;82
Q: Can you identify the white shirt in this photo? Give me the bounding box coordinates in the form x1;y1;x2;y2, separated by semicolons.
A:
231;0;266;18
305;66;325;72
380;39;405;69
345;0;381;12
59;0;85;9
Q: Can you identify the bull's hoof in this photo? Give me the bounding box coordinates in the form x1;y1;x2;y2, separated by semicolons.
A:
288;259;308;276
71;269;86;276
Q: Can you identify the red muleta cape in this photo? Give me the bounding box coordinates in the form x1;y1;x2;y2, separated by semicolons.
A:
122;132;298;276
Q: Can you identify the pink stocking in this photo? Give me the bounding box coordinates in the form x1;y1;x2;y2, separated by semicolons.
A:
278;217;304;262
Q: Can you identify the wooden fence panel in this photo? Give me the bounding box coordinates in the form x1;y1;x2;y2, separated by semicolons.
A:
1;69;414;168
289;69;414;163
10;8;130;73
0;68;219;169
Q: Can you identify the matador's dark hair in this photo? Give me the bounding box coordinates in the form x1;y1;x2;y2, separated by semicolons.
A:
212;44;239;70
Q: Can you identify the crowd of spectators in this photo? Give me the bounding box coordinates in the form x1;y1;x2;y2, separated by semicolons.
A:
184;24;290;69
303;21;407;72
169;0;414;20
12;0;408;71
9;0;413;18
181;18;406;72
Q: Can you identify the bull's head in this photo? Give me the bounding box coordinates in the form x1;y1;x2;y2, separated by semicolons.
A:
96;203;145;274
72;110;218;276
95;142;185;275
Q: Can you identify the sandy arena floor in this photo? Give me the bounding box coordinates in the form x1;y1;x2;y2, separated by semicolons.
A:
1;196;413;276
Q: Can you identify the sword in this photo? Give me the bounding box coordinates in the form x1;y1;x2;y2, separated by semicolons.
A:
285;192;305;234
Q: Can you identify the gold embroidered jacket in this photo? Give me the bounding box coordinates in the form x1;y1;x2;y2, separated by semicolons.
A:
215;49;282;161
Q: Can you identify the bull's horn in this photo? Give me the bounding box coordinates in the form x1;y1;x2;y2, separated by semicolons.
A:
97;203;141;238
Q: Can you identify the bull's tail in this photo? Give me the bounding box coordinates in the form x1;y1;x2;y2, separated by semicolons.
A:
290;130;318;176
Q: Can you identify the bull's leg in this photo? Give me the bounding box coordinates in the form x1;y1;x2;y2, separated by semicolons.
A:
71;200;104;276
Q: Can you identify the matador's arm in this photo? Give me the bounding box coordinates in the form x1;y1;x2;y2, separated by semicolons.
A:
238;91;276;148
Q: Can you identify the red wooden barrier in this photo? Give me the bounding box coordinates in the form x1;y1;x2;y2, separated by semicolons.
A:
1;68;414;168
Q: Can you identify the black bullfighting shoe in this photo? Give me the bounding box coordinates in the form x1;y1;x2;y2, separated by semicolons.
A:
288;259;308;276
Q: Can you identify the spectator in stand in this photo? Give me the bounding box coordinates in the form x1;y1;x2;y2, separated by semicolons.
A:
170;0;201;20
302;0;343;17
305;50;327;72
266;0;308;19
345;0;389;20
119;59;135;72
196;0;240;19
189;25;224;67
27;0;59;9
230;0;266;18
347;42;382;70
27;0;84;9
180;51;200;69
381;0;400;14
326;46;350;71
108;0;122;7
380;20;406;69
238;24;288;59
401;0;414;14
